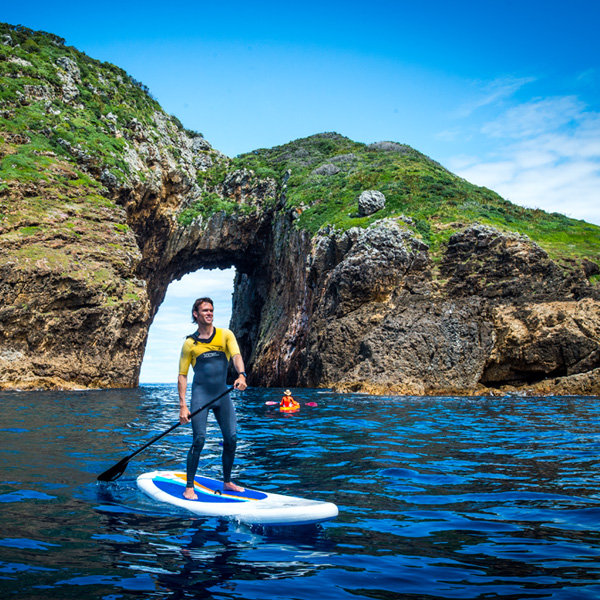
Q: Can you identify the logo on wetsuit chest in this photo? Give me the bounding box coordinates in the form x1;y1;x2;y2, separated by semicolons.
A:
200;351;221;359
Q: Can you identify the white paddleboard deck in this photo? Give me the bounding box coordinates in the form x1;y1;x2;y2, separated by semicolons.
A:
137;471;338;526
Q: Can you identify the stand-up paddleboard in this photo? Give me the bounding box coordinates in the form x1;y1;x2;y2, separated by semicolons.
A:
137;471;338;526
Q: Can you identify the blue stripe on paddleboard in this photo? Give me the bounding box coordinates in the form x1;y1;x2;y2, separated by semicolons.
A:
153;475;268;503
193;475;268;501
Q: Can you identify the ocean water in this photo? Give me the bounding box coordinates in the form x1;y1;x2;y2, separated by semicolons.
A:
1;385;600;599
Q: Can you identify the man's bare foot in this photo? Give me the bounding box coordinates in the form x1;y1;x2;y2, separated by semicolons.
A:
223;481;245;492
183;486;198;500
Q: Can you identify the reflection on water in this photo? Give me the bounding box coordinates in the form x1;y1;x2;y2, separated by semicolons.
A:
1;386;600;598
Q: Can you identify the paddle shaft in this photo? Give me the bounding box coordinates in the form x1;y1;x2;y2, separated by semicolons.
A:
265;401;317;406
134;385;235;458
97;385;235;481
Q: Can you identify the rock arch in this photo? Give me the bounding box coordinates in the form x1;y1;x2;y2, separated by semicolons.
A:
0;23;599;394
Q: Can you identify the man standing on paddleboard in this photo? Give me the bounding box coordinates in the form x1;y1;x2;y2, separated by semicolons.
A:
178;297;247;499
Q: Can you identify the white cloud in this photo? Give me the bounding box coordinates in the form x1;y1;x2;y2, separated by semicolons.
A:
481;96;587;139
453;160;517;187
455;76;537;118
139;268;236;383
167;269;236;298
458;156;600;221
447;93;600;226
435;128;464;142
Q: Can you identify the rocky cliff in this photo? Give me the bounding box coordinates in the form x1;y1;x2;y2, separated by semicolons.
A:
0;24;274;388
1;23;599;395
230;218;600;396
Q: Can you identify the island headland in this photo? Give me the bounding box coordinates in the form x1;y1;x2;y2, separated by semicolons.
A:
1;23;599;395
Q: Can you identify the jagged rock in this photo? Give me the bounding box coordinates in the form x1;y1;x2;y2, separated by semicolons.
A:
235;217;600;396
330;153;357;164
368;141;412;153
482;299;600;385
56;56;81;83
358;190;386;216
440;225;573;299
100;169;119;189
221;169;277;205
5;132;30;145
23;84;54;100
320;220;428;315
583;259;600;278
312;164;341;176
9;56;32;67
55;56;81;103
126;117;147;142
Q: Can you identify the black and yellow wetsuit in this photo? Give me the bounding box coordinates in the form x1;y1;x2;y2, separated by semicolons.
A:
179;327;241;487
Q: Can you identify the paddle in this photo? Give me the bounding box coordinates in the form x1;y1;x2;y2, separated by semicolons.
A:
265;401;318;407
97;385;236;482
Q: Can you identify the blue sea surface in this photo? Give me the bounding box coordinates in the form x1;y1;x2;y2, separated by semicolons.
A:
1;385;600;599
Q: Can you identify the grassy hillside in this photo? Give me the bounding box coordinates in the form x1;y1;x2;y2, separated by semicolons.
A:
231;133;600;266
1;22;598;272
1;23;161;188
0;23;204;302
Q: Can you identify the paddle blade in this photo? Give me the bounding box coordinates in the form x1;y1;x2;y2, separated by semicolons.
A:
305;402;317;407
97;456;130;482
265;401;279;405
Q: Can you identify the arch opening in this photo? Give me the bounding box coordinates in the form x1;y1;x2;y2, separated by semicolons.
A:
139;268;236;384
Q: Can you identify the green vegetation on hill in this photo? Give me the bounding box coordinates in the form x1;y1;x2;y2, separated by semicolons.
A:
0;23;159;188
0;22;598;271
231;133;600;265
0;23;202;190
177;191;255;226
0;22;188;303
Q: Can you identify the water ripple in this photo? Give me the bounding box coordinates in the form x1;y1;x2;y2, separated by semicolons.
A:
1;387;600;598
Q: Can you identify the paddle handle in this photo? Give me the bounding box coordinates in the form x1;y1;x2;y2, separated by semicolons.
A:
125;385;235;462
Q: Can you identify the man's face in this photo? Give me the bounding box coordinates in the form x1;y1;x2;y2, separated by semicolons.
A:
195;302;214;326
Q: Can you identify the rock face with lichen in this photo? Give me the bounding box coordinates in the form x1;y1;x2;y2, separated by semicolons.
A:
1;23;600;395
232;223;600;395
0;23;274;389
358;190;386;216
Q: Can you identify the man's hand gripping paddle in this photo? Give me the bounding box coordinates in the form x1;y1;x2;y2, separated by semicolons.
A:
97;385;235;482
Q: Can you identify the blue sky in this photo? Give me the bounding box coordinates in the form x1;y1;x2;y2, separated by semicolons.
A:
3;1;599;382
